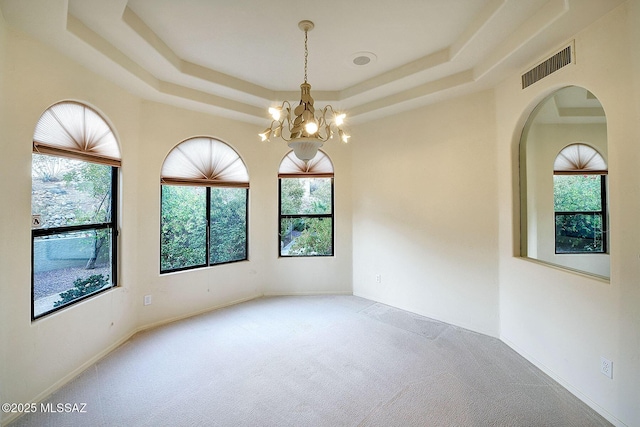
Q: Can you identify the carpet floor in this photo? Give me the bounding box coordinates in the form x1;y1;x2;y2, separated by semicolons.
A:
10;295;612;426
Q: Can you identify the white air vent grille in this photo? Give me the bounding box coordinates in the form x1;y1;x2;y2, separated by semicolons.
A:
522;45;572;89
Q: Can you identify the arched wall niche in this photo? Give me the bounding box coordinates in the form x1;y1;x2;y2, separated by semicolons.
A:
519;85;609;279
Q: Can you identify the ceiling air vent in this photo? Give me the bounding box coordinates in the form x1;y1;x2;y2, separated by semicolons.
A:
522;44;573;89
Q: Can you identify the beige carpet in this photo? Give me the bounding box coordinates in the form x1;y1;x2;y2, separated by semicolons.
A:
10;295;611;426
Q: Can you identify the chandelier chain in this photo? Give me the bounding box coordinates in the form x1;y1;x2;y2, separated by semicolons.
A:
304;29;308;83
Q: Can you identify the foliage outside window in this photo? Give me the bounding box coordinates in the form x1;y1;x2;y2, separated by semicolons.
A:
554;174;607;253
160;137;249;274
279;177;333;256
160;185;248;272
32;154;117;319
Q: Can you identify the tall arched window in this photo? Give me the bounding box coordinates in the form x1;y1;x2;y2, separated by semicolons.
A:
31;101;120;319
160;137;249;273
278;150;334;257
553;143;608;253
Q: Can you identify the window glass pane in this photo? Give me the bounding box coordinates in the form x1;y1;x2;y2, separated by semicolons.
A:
33;229;113;317
32;154;112;228
280;217;333;256
553;175;602;212
555;213;604;253
210;188;247;264
161;185;207;271
281;178;332;215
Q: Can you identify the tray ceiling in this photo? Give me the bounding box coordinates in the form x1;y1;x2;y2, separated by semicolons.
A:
0;0;623;125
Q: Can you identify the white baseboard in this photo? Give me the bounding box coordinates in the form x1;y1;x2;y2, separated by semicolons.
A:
262;290;352;297
500;336;627;427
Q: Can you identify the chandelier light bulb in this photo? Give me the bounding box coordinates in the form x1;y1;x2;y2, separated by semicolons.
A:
335;113;345;126
259;128;272;141
339;129;350;143
305;121;319;134
268;107;281;121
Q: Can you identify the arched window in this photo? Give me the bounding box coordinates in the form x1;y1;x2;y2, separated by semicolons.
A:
31;101;120;319
278;150;334;256
160;137;249;273
553;143;607;253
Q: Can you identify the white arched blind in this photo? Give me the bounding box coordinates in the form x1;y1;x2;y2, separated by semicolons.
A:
161;137;249;188
33;101;121;167
278;150;333;178
554;143;607;175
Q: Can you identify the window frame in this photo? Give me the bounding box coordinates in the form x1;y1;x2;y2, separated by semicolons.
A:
554;174;608;254
278;176;335;257
159;136;250;274
160;185;249;274
31;163;119;320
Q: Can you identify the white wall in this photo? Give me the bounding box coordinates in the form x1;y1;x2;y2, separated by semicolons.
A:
351;90;500;337
0;24;141;423
2;2;639;427
134;101;353;329
0;19;352;425
496;3;640;426
0;7;8;421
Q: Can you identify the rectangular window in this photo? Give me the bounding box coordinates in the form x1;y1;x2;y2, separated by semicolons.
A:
161;185;207;271
161;186;248;273
32;154;117;319
279;177;333;256
553;175;607;253
210;187;248;264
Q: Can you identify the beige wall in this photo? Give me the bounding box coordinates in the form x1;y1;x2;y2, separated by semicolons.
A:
1;2;639;427
0;24;141;421
350;90;500;336
134;101;353;329
0;8;7;421
496;3;640;425
0;19;352;425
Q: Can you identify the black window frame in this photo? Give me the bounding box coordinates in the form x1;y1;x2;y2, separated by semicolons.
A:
31;165;119;320
160;185;249;274
554;174;608;254
278;177;335;257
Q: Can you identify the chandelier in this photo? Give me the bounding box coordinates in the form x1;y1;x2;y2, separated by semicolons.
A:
259;20;350;161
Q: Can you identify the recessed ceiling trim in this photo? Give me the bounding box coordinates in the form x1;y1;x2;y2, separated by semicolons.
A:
67;14;160;91
122;6;182;70
68;12;270;119
450;0;507;60
341;48;451;100
123;6;276;101
474;0;569;81
348;70;474;117
158;81;265;118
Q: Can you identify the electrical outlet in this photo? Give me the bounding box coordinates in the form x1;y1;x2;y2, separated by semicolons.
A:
375;274;382;283
143;295;152;306
600;357;613;379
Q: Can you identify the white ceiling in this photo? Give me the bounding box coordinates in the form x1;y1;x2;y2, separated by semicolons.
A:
0;0;623;126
